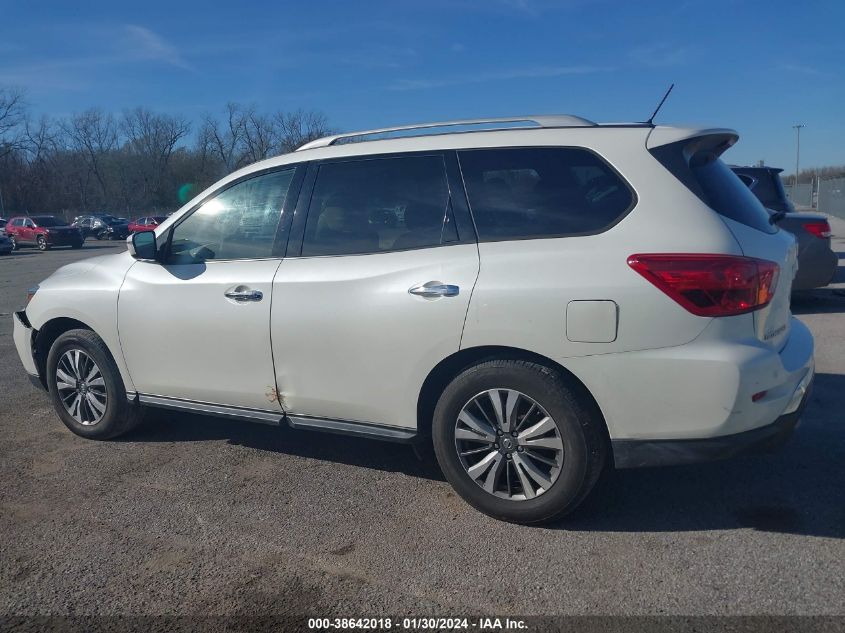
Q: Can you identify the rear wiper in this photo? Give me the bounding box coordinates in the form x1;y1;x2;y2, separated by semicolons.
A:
769;210;787;225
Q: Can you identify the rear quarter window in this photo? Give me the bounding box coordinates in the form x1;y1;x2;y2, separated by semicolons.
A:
691;158;776;234
458;147;635;241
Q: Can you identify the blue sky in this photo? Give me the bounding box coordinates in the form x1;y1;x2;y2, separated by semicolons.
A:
2;0;843;169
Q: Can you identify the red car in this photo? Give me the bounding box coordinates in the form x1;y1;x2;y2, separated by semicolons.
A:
128;216;167;234
5;215;84;251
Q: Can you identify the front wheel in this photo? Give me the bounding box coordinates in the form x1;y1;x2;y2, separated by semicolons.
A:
46;329;145;439
37;235;49;251
432;360;606;524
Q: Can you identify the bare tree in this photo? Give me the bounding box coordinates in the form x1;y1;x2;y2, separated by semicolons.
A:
0;93;334;217
242;107;279;164
0;87;26;157
61;109;119;206
199;102;247;172
121;107;190;209
276;109;332;153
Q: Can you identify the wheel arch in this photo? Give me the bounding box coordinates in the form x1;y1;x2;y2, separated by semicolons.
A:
33;317;97;389
416;345;611;450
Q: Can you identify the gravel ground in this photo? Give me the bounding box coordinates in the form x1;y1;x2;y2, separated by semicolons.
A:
0;228;843;621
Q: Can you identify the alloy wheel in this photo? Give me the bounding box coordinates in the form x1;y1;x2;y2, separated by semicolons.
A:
37;236;47;250
55;349;108;425
454;389;564;500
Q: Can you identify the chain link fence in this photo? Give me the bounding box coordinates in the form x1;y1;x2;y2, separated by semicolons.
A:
817;177;845;220
785;177;845;220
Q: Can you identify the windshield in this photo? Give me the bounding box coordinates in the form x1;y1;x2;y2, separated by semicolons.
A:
31;216;64;227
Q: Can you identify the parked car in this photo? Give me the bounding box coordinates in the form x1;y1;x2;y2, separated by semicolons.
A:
731;166;837;290
13;115;813;524
0;217;7;232
128;216;167;233
72;215;130;241
5;215;83;251
0;232;12;254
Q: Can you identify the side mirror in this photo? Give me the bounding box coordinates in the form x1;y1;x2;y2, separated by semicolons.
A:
128;230;157;260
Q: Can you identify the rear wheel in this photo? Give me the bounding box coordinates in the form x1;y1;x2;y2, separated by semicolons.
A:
37;235;49;251
9;235;17;250
432;359;606;524
46;329;145;439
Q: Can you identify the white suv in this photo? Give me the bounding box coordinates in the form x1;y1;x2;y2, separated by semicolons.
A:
13;115;814;524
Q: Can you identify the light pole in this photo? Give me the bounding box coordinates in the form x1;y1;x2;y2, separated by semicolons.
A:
793;124;805;188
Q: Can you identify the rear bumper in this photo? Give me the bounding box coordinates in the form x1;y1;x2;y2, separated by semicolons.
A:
566;316;815;468
613;371;812;468
792;240;838;290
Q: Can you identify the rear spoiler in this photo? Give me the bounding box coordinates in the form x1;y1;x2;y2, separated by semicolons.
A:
646;127;739;157
646;127;740;204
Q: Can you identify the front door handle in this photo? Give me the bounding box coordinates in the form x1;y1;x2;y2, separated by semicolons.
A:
224;287;263;302
409;281;460;299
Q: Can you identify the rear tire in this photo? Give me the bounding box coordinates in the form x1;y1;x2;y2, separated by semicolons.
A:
9;235;17;250
432;359;606;524
46;329;145;439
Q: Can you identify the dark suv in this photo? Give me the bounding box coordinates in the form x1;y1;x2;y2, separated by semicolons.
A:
5;215;84;251
731;166;837;290
72;214;130;241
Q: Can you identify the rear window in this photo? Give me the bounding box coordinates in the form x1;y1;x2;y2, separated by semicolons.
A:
691;158;775;234
458;147;634;241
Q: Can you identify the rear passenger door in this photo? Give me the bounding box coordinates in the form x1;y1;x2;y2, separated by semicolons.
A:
271;152;479;430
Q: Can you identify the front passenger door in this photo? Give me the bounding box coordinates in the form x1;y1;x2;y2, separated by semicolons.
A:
119;167;302;410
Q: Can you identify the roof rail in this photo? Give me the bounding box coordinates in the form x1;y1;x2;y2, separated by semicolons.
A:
295;114;597;151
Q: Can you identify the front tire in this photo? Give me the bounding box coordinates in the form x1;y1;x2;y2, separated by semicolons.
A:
46;329;145;439
432;360;606;524
37;235;49;251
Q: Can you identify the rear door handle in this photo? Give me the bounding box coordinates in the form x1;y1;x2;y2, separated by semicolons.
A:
224;287;263;302
409;281;460;299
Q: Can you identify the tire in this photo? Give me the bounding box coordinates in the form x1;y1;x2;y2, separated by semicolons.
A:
46;329;145;439
432;360;606;524
9;235;16;250
95;233;103;240
37;235;49;251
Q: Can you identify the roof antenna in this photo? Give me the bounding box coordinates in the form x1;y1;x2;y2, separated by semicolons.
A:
646;83;674;126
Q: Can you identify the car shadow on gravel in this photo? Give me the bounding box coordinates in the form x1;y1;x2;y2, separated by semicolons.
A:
129;410;445;482
122;373;843;538
562;372;845;538
791;286;845;314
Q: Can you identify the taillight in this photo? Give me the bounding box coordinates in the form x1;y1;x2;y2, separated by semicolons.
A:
803;221;831;239
627;254;780;317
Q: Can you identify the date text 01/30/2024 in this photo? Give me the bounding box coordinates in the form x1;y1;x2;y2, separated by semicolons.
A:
306;617;528;630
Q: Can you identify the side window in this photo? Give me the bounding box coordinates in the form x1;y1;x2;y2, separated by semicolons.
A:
11;218;23;227
168;169;295;263
301;155;456;257
24;219;35;228
458;147;634;241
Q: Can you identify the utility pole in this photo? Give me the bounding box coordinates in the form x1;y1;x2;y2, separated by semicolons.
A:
793;124;805;188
